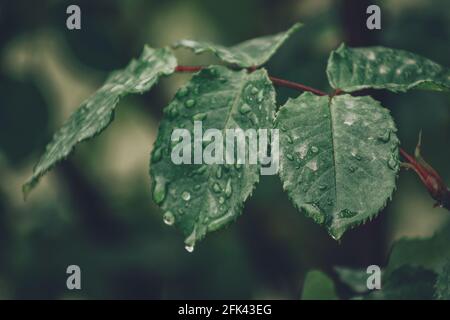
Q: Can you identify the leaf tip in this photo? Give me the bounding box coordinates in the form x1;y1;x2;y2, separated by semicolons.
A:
22;180;34;202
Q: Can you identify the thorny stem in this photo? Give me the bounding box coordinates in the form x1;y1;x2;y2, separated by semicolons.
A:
175;65;329;96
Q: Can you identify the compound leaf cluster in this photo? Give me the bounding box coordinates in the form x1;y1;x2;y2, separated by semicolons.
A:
23;23;450;249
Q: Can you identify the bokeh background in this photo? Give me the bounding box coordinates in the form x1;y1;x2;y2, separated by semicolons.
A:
0;0;449;299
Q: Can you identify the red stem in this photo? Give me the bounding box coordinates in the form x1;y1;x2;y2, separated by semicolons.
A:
175;65;328;96
175;65;204;73
268;76;327;96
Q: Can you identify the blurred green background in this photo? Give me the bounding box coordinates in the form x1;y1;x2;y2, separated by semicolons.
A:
0;0;449;299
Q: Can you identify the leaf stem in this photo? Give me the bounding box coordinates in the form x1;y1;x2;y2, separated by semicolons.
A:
175;65;328;96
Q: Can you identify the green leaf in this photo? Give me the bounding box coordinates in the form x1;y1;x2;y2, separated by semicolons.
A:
150;66;276;250
275;93;399;239
334;267;369;294
435;259;450;300
366;265;436;300
23;46;177;197
386;221;450;275
301;270;337;300
173;23;302;68
327;44;450;92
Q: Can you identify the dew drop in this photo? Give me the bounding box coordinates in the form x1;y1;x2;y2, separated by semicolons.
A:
184;228;196;253
257;90;264;102
177;87;189;98
209;68;218;77
225;178;232;198
286;135;293;144
163;211;175;225
216;167;223;179
169;107;178;118
152;147;162;162
377;130;391;143
338;209;357;218
212;183;222;193
185;99;196;108
152;177;167;204
351;152;362;161
307;160;318;171
239;103;252;114
387;156;398;170
298;144;308;159
181;191;191;201
193;85;200;95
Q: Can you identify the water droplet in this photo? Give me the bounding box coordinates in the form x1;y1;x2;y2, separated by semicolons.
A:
195;166;208;175
378;130;391;143
351;152;362;161
212;183;222;193
344;113;356;126
218;196;225;204
181;191;191;201
184;228;196;253
185;99;196;108
286;135;293;144
257;90;264;102
163;211;175;225
387;156;398;170
167;106;178;118
177;87;189;98
286;153;294;161
311;146;319;153
209;68;218;77
298;144;308;159
152;147;162;162
225;178;232;198
193;85;200;95
338;209;357;218
216;167;222;179
307;160;318;171
251;86;259;95
192;112;207;121
239;103;252;114
152;177;167;204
